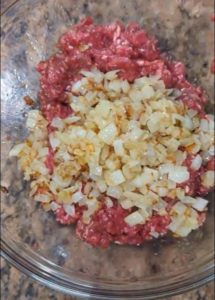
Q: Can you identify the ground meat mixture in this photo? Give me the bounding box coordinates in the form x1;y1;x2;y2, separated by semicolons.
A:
37;17;207;119
10;18;214;248
37;18;213;248
75;201;171;248
178;154;214;196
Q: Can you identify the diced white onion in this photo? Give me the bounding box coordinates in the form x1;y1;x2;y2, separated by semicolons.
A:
191;155;202;170
183;115;193;130
89;188;100;198
159;164;174;175
208;146;215;156
120;199;133;209
105;197;113;208
172;202;187;214
121;80;130;93
9;143;25;157
26;110;42;129
105;70;119;80
187;109;198;118
200;119;209;132
201;171;214;188
106;186;122;199
90;165;102;177
72;191;84;203
51;117;64;130
109;170;125;186
38;147;49;157
113;139;125;156
168;216;185;232
13;68;213;230
168;166;190;183
49;135;60;150
108;80;122;93
96;180;107;193
50;202;60;211
141;85;155;99
98;123;118;144
158;187;168;197
34;194;50;203
63;204;75;216
64;116;81;124
124;211;145;226
192;197;208;212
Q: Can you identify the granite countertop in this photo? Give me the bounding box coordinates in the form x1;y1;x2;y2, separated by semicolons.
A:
1;257;214;299
1;0;214;299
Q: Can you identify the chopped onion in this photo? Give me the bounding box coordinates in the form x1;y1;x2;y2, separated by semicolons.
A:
200;119;209;132
157;187;168;197
64;116;81;124
49;135;60;150
89;165;102;177
50;202;60;211
34;194;50;203
150;231;159;238
120;199;133;209
192;197;208;212
105;70;119;80
72;80;83;93
168;166;190;183
109;170;125;186
63;204;75;216
183;115;193;130
168;216;185;232
89;188;100;198
9;143;25;157
13;68;213;230
98;123;118;144
121;80;130;93
96;180;107;193
141;85;155;99
106;186;122;199
201;171;214;188
26;110;44;129
124;211;145;226
187;109;198;118
95;100;112;118
159;164;174;175
191;155;202;170
105;197;113;208
172;202;187;214
51;117;64;129
113;139;125;156
72;191;84;203
108;80;122;93
208;146;215;156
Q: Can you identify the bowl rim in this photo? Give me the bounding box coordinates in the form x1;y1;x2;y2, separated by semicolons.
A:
1;0;214;298
1;228;214;299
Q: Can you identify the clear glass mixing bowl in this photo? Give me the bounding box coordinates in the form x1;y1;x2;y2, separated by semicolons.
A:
1;0;214;299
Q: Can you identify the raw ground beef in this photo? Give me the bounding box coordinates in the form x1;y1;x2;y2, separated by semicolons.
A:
54;199;171;248
178;155;214;196
36;18;214;248
37;17;207;119
75;201;171;248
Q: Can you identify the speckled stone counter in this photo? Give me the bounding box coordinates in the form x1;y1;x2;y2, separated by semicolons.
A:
1;0;215;299
1;257;214;299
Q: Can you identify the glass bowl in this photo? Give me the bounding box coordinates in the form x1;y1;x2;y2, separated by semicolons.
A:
1;0;214;299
